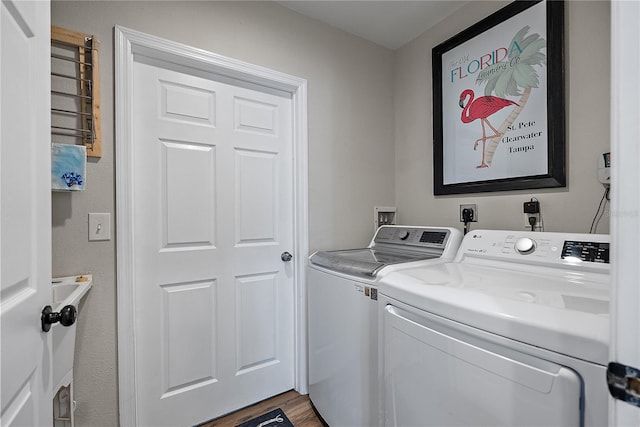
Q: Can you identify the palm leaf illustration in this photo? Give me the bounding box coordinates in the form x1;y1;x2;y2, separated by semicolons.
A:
475;25;546;166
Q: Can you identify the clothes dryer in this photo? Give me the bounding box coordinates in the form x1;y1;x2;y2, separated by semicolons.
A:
379;230;610;427
308;225;462;427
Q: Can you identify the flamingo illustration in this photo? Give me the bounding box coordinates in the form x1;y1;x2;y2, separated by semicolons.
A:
459;89;518;168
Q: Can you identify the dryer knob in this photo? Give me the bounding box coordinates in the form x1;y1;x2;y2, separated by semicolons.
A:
515;237;536;254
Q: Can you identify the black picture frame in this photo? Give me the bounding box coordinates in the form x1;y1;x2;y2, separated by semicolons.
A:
433;0;565;195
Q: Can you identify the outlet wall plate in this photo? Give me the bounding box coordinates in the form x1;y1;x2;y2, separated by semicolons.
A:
459;204;478;222
524;213;543;231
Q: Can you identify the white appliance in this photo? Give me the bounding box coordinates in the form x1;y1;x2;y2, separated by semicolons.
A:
308;225;462;427
379;229;610;427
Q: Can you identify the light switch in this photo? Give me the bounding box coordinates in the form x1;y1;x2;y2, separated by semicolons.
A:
89;213;111;241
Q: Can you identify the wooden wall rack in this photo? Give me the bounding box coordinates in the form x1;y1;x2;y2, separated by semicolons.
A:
51;26;101;158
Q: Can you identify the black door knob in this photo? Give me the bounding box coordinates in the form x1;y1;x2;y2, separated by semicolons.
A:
281;252;293;262
41;304;77;332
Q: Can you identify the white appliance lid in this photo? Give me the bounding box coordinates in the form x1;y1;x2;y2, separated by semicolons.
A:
379;261;610;365
309;226;462;278
310;248;440;278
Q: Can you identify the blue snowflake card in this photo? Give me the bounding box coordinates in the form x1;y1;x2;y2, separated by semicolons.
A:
52;143;86;191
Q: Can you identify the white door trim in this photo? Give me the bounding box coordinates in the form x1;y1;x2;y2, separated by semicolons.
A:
114;26;309;426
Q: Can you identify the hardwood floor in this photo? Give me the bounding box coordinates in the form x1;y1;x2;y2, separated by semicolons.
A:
198;390;326;427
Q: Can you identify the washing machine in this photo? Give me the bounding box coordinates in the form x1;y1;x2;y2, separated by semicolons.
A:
308;225;462;427
378;229;610;427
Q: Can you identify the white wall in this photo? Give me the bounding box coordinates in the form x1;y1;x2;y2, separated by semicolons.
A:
51;2;395;426
394;0;611;234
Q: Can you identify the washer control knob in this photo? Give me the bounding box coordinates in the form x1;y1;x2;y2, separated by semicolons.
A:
399;231;410;241
515;237;536;254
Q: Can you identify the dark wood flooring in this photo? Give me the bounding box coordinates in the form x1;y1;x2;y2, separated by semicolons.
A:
198;390;326;427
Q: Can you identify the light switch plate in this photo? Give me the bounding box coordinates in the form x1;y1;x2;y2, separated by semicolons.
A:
89;213;111;241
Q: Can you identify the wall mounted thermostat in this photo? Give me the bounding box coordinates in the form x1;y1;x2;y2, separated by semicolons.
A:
374;206;396;230
598;152;611;186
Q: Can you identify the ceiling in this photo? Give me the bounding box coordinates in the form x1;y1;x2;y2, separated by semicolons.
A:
277;1;470;50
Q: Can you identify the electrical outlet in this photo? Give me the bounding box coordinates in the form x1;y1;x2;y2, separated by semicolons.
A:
459;204;478;222
524;213;543;231
523;198;542;230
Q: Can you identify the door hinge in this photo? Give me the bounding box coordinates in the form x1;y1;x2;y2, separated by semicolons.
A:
607;362;640;408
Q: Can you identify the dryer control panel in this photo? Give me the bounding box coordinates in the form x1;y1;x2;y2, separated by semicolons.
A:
457;230;610;269
561;240;610;263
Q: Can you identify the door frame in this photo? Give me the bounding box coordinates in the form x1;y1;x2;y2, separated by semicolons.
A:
610;1;640;425
114;26;309;426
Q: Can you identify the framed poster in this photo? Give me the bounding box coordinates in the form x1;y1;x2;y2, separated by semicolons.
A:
433;0;565;195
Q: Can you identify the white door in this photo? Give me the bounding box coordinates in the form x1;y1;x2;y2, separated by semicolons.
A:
610;1;640;425
0;1;52;425
131;58;294;426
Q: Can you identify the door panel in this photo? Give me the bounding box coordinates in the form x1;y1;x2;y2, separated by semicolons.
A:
161;81;215;125
161;140;216;248
236;272;279;372
133;60;294;426
0;1;51;425
161;280;217;396
235;149;277;243
234;97;278;135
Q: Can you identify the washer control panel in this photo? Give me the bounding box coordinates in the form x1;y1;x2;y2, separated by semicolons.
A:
458;230;610;266
373;226;455;249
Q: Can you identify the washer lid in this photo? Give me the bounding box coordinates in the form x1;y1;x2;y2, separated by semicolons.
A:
310;248;439;278
309;226;463;278
379;261;610;365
